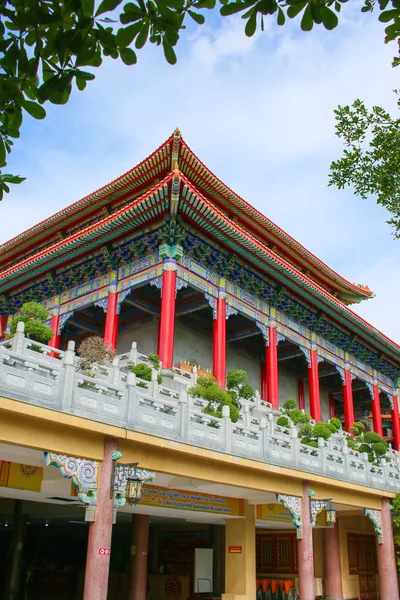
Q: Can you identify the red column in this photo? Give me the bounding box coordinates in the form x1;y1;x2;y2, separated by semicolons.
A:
328;392;335;419
343;369;355;431
391;395;400;451
158;268;177;370
213;298;226;388
49;314;60;349
298;379;305;410
129;514;150;600
266;327;279;408
0;316;7;340
83;437;117;600
377;498;399;600
371;384;383;436
112;314;119;352
324;522;343;599
297;482;314;600
260;361;267;401
308;350;321;422
104;292;118;349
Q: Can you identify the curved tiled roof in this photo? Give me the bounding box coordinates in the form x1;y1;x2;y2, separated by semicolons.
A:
0;131;371;305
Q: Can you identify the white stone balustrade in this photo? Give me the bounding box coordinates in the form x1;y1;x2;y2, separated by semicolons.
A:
1;325;400;493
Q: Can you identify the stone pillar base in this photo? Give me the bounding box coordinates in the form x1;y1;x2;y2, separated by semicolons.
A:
222;594;249;600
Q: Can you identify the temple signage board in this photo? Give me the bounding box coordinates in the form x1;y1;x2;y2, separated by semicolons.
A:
140;484;245;517
257;503;327;527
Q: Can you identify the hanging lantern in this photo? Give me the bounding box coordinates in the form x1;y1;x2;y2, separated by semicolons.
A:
126;469;143;505
325;502;337;526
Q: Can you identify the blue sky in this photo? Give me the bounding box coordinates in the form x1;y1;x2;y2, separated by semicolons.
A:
2;7;400;341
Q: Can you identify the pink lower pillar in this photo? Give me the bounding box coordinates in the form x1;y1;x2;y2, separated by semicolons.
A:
297;482;315;600
324;523;344;599
377;498;399;600
83;437;117;600
129;514;150;600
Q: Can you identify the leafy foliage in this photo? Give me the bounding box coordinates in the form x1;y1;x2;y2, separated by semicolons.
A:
131;360;163;386
10;301;54;343
347;421;388;462
280;398;312;426
77;335;115;369
188;374;240;422
329;97;400;237
226;369;255;409
1;0;400;198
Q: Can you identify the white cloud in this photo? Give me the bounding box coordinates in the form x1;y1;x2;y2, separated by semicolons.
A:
2;11;400;343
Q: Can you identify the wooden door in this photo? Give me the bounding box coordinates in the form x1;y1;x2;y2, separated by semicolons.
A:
348;534;378;600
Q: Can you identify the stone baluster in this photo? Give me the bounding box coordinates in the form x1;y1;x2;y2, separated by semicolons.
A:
222;405;232;453
179;390;188;439
129;342;138;365
62;341;76;412
192;365;198;385
126;371;137;423
12;321;26;355
318;437;328;475
291;427;301;469
150;369;159;398
267;411;274;434
259;417;267;458
110;357;120;386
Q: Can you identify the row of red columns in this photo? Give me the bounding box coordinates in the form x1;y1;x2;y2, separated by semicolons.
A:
4;262;400;445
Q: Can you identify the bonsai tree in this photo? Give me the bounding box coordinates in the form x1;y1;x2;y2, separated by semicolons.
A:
132;354;162;388
276;398;312;428
226;369;255;410
77;336;115;371
10;301;54;344
347;421;388;463
188;375;240;423
275;399;342;448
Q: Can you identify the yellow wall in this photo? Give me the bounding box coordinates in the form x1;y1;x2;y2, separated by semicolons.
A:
338;514;377;600
223;502;256;600
0;396;392;510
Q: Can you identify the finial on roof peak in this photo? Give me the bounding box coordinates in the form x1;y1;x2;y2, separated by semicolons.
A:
174;127;181;137
173;160;180;179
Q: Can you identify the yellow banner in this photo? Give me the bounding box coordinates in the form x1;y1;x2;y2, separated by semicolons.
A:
257;503;327;527
140;484;245;516
0;461;43;492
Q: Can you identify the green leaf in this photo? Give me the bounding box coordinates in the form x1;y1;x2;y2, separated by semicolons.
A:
300;3;313;30
76;77;87;91
96;0;124;17
119;47;137;64
320;5;338;29
195;0;216;6
244;9;257;36
277;6;285;24
1;174;26;184
21;101;46;120
287;1;307;18
220;1;252;16
0;137;6;167
379;8;398;22
162;38;177;64
135;22;149;49
116;24;141;46
188;10;206;23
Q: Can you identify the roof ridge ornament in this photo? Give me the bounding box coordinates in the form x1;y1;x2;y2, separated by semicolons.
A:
171;128;181;171
170;161;181;217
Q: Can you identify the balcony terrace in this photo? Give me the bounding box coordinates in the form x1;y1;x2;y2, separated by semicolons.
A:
1;322;400;495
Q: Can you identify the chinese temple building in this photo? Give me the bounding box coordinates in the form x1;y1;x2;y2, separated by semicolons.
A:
0;129;399;600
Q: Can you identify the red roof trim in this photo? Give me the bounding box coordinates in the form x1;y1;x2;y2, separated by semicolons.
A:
179;139;372;301
0;135;174;259
179;174;400;354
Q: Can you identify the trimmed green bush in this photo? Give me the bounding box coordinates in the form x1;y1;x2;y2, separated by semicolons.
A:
277;416;289;427
10;301;54;344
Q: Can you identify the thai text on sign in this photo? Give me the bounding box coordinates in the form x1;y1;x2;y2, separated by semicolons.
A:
140;485;245;516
